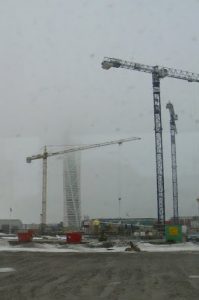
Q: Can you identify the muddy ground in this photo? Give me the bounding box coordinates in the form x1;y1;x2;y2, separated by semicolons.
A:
0;251;198;300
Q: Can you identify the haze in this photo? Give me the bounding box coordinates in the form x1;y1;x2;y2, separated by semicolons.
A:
0;0;199;223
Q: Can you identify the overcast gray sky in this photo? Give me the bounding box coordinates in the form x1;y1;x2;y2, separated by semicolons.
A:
0;0;199;223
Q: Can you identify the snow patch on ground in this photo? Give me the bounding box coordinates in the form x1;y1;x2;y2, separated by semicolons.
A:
138;242;199;252
0;237;198;253
0;240;126;253
1;236;18;240
0;243;127;253
0;268;15;272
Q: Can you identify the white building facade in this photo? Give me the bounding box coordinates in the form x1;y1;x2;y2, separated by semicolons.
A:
63;152;81;229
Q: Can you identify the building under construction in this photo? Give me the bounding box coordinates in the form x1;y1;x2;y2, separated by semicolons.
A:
63;152;81;229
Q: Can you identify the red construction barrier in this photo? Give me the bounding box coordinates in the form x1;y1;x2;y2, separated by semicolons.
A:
66;232;82;244
17;231;33;242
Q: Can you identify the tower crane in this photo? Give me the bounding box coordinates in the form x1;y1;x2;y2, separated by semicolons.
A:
26;136;141;230
166;102;179;224
102;57;199;228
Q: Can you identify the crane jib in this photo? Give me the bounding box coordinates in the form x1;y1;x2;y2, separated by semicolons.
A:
102;57;199;82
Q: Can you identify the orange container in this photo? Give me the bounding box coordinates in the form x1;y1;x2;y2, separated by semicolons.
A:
17;231;33;242
66;232;82;244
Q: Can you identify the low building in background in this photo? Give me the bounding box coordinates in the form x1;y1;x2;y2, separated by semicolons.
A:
0;219;23;233
82;217;158;236
23;223;41;230
98;218;157;227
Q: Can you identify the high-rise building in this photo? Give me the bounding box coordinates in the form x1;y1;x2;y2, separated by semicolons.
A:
63;152;81;229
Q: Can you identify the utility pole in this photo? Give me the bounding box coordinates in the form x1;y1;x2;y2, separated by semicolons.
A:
101;57;199;230
166;102;179;224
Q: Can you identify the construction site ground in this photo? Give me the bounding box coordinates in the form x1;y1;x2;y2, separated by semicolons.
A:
0;251;198;300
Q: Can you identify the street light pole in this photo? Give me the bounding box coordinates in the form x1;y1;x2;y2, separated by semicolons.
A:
9;207;12;234
118;197;121;219
196;198;199;218
196;198;199;230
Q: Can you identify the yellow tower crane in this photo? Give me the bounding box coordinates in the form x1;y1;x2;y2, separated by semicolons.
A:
26;136;141;231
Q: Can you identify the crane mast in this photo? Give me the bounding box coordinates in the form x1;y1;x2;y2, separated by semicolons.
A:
41;146;47;227
26;136;141;231
152;69;165;226
102;57;199;228
166;102;178;224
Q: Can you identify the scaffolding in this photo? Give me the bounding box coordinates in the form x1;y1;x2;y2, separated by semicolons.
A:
63;152;81;229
